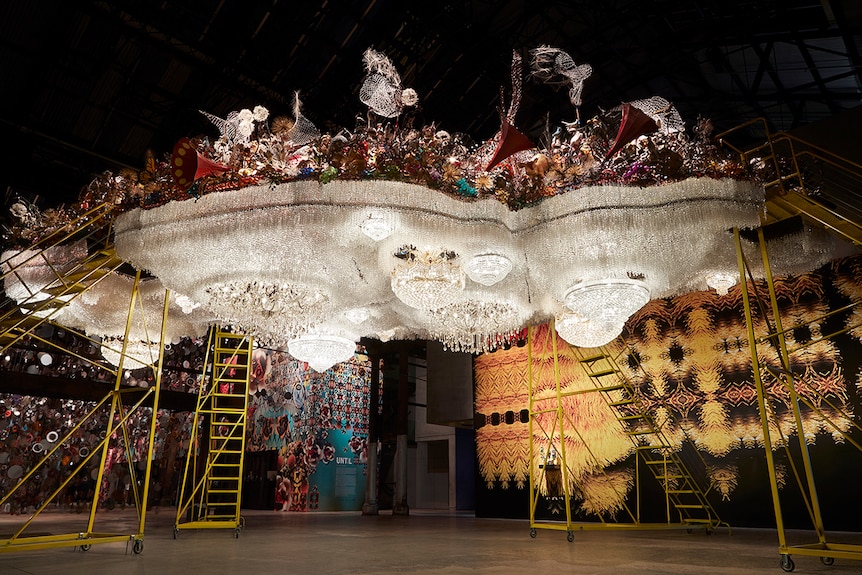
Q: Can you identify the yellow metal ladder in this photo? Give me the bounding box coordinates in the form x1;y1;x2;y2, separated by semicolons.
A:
1;263;172;555
574;345;724;532
734;226;862;572
528;322;727;540
174;327;251;538
1;203;124;354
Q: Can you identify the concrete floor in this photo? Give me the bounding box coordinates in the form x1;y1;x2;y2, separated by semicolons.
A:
1;508;862;574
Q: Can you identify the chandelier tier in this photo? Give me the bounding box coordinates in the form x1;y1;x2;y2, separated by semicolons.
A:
555;313;625;348
427;299;525;354
100;338;159;369
287;334;357;372
704;271;738;296
464;253;513;286
563;278;651;325
113;177;765;351
390;247;466;310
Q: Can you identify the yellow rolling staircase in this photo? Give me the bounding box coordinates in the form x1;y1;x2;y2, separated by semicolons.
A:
573;345;723;531
528;323;726;540
1;203;125;357
174;327;251;539
717;117;862;249
1;204;171;555
734;226;862;572
718;120;862;571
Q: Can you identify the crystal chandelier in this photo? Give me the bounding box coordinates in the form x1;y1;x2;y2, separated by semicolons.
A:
705;271;738;296
175;294;201;314
345;307;370;324
287;334;356;372
359;213;394;241
101;337;159;369
555;313;624;348
2;241;86;320
564;278;650;325
427;299;523;353
112;178;769;353
204;280;329;338
464;253;513;286
390;247;465;310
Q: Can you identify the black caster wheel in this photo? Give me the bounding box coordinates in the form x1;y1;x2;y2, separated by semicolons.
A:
705;526;714;535
234;527;241;539
566;531;574;543
821;556;834;566
529;528;537;538
133;540;143;555
780;554;795;572
80;544;91;552
172;527;178;540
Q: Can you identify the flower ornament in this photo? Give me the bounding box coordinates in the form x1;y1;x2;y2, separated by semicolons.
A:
10;202;30;220
401;88;419;108
252;105;270;123
236;108;254;123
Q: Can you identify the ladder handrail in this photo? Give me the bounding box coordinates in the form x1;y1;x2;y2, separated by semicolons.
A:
575;344;724;524
0;202;115;277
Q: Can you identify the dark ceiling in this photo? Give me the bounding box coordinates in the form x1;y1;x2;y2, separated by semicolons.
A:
1;0;861;211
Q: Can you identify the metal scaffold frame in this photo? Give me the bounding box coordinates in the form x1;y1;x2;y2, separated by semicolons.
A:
174;327;251;539
718;117;862;249
0;259;171;555
734;226;862;572
527;321;726;540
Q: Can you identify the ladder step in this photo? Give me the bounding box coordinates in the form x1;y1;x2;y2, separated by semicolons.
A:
618;414;645;421
668;490;696;495
627;429;656;436
578;353;609;363
595;384;625;392
674;504;708;509
40;285;86;297
588;369;619;378
18;301;65;312
60;266;117;283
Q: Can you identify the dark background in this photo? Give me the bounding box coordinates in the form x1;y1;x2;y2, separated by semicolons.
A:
2;1;860;211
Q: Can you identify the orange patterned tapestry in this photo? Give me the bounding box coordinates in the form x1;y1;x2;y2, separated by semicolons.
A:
475;254;862;516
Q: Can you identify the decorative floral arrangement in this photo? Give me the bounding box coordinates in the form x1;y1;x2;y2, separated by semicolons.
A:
2;47;753;247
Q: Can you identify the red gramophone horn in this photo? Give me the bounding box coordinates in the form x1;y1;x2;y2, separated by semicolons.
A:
486;120;534;171
171;138;229;189
605;103;659;159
